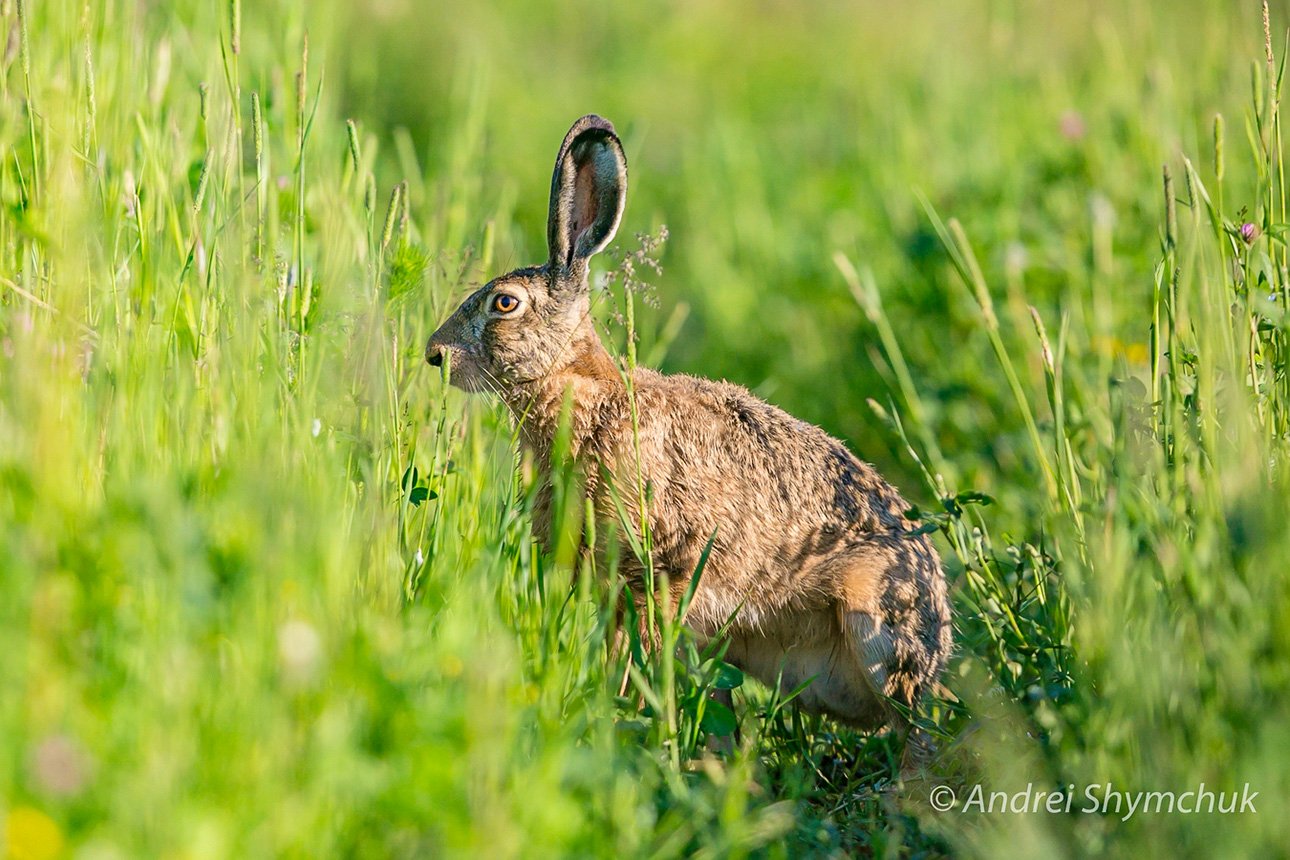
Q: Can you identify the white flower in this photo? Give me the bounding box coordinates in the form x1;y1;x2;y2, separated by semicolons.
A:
29;734;91;797
278;619;324;685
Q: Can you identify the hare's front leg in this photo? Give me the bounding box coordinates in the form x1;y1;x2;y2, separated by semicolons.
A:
609;569;688;695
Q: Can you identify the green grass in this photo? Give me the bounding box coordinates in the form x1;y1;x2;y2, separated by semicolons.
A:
4;0;1290;856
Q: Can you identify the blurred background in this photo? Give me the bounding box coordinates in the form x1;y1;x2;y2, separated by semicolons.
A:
317;0;1253;492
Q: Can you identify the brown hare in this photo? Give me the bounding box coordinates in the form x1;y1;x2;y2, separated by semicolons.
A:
426;115;951;769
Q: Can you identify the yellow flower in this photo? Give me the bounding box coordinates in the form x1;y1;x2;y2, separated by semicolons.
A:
1091;335;1150;367
5;806;64;860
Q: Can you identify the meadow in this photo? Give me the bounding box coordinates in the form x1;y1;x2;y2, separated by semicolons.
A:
3;0;1290;856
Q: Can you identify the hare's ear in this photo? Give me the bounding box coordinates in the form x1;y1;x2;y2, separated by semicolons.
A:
546;115;627;274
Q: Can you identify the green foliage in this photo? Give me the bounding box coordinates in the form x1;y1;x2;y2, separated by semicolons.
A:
3;0;1290;857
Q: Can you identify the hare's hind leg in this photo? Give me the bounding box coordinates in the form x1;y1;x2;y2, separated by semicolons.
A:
839;606;937;778
897;721;938;780
834;608;898;729
837;571;944;777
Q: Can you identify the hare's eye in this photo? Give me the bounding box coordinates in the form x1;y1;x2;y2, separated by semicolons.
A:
492;294;520;314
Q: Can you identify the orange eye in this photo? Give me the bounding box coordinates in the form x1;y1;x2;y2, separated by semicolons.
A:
493;294;519;314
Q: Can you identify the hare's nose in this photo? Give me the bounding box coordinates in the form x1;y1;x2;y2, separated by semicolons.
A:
426;343;444;367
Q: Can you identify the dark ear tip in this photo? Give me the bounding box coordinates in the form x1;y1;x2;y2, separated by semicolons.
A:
570;114;616;135
562;114;621;150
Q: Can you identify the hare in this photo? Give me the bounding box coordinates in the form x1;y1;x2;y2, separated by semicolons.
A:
426;115;951;767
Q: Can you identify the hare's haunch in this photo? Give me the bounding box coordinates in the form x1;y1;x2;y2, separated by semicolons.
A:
427;115;951;764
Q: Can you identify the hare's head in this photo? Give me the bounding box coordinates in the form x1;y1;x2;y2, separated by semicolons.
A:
426;115;627;393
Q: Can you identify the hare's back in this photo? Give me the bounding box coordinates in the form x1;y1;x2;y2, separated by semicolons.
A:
627;370;910;536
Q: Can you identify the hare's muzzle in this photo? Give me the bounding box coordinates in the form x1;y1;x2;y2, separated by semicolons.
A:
425;342;445;367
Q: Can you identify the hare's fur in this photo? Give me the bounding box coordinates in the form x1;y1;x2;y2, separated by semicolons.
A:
427;115;951;755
